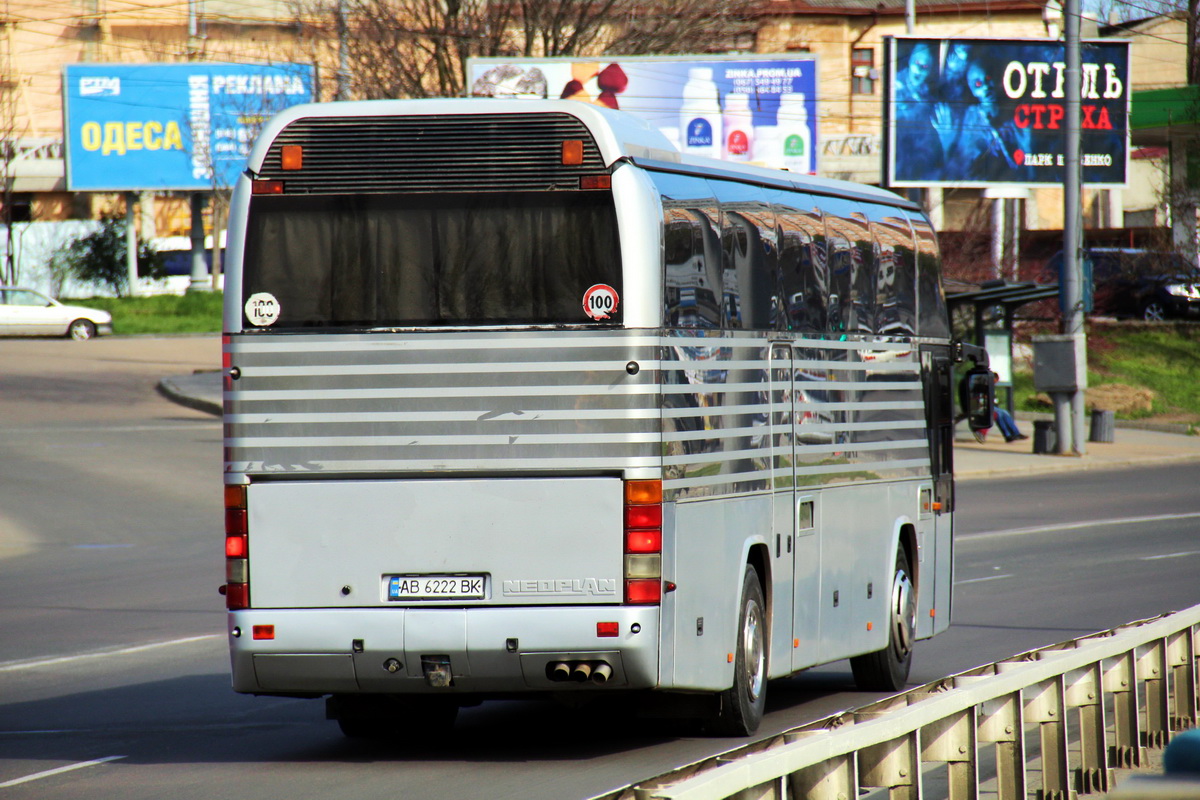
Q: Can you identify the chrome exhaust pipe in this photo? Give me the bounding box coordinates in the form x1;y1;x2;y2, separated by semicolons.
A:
570;661;592;682
548;661;571;682
590;662;613;685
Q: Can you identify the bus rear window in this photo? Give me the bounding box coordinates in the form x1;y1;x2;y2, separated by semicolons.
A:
242;191;622;329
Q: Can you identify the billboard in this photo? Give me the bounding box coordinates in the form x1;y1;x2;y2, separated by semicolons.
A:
468;56;819;173
886;38;1129;187
64;62;315;191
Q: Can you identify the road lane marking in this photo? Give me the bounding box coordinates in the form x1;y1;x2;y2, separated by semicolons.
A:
1141;550;1200;561
0;756;126;788
960;511;1200;541
955;574;1014;585
0;634;221;673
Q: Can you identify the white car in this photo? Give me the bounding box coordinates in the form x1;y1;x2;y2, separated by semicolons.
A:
0;286;113;340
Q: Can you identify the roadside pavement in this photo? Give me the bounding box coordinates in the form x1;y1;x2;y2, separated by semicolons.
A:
159;371;1200;481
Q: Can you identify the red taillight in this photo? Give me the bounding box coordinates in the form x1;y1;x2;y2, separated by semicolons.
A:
251;179;284;194
252;624;275;640
625;529;661;553
624;479;662;606
625;579;661;605
596;622;619;638
224;484;249;610
580;174;611;190
624;504;661;529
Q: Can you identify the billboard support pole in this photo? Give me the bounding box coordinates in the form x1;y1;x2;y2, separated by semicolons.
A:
124;192;139;297
1062;0;1088;455
188;192;210;293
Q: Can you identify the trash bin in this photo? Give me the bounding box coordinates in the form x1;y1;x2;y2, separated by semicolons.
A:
1033;420;1056;454
1090;409;1115;443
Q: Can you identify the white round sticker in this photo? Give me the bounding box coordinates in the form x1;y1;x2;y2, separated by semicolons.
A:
245;292;281;327
582;284;619;321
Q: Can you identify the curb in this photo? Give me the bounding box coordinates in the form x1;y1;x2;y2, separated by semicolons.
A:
156;375;221;417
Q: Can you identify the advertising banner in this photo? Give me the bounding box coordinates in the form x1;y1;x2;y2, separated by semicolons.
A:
64;62;315;191
887;38;1129;187
468;56;819;173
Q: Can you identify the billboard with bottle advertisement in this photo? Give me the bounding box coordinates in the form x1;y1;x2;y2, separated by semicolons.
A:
886;37;1129;188
467;56;819;174
64;62;315;191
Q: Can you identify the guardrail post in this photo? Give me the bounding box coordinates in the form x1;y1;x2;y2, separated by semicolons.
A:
859;731;922;800
1167;626;1198;730
1025;674;1071;800
975;688;1027;800
1105;650;1144;768
1066;663;1109;794
785;734;858;800
920;707;978;800
1138;640;1171;749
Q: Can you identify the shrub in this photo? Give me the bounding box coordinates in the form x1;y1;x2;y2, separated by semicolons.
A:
53;215;165;297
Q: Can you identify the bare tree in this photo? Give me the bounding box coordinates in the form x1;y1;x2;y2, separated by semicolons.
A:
295;0;759;100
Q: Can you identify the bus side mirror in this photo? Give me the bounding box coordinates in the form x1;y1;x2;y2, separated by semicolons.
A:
962;368;994;433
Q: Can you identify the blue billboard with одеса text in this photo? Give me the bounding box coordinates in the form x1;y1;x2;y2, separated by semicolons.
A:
886;38;1129;188
64;62;315;191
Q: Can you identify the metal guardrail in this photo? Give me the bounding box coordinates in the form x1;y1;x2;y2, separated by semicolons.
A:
595;605;1200;800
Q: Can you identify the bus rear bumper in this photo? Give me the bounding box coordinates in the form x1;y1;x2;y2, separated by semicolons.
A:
228;605;660;695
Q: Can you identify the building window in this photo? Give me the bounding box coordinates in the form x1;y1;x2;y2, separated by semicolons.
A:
852;47;875;95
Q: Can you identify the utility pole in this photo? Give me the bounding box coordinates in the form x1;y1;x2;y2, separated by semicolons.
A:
1060;0;1087;455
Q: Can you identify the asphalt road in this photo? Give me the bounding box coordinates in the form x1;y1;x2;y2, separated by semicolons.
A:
2;335;1198;799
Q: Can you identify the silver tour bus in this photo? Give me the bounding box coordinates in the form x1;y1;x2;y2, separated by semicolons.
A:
221;99;992;738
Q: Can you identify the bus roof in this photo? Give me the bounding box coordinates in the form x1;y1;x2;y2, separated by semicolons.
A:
246;98;917;212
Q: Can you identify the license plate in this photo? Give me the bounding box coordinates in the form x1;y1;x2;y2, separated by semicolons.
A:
388;575;485;601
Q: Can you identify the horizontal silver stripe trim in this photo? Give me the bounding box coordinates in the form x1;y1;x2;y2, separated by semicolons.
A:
227;456;664;472
231;335;665;353
664;439;925;466
794;401;927;412
794;458;930;477
242;360;662;377
236;384;661;401
664;459;930;491
229;431;664;447
228;408;664;424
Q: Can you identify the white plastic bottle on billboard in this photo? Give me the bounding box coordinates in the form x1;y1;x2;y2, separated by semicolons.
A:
722;93;753;161
778;92;812;174
679;67;722;159
752;125;783;168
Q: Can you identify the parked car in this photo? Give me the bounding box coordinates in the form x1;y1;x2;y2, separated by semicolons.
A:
0;287;113;340
1048;248;1200;321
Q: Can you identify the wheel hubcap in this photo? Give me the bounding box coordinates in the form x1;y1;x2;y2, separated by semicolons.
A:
890;568;916;660
743;599;765;702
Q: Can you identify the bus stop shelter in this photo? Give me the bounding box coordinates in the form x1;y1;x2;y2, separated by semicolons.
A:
945;280;1060;413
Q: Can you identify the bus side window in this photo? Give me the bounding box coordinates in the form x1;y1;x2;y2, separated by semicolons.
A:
655;173;722;329
912;216;951;339
867;205;917;337
771;192;827;335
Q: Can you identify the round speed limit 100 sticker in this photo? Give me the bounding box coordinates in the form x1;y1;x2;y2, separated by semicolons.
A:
582;284;619;321
244;292;281;327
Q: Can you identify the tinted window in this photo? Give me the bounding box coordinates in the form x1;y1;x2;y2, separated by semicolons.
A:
912;216;950;338
242;191;622;328
868;207;917;336
655;173;723;328
772;191;827;334
709;180;779;331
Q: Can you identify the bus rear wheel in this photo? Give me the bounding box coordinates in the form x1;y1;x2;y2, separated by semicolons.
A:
850;546;915;692
711;564;767;736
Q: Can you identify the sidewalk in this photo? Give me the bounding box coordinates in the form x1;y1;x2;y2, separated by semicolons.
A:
160;372;1200;480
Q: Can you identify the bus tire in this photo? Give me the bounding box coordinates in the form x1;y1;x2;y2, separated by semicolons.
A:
850;546;915;692
712;564;767;736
